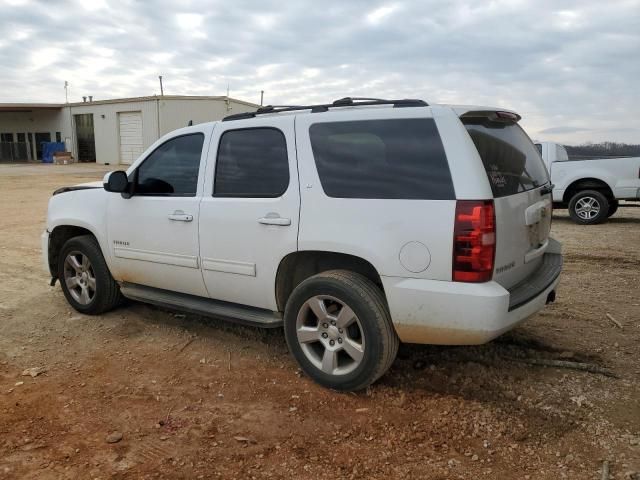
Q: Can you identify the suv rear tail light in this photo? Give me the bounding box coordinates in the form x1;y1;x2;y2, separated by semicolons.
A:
453;200;496;282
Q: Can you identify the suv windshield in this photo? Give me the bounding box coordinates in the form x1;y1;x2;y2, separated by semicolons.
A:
464;118;548;197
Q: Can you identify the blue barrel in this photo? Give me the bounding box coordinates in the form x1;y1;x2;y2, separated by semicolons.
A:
42;142;66;163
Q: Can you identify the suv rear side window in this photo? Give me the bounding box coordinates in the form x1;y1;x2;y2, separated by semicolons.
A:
136;133;204;196
214;128;289;197
309;118;454;200
464;119;548;197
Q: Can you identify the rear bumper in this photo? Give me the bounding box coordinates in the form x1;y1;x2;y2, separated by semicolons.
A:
508;252;562;311
383;247;562;345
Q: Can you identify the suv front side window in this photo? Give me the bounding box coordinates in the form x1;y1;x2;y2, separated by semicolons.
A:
214;128;289;197
135;133;204;196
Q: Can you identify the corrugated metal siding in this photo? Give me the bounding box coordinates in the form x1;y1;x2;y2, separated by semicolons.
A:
158;99;256;135
2;98;256;165
69;101;158;165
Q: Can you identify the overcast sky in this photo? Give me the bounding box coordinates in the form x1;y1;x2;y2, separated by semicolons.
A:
1;0;638;144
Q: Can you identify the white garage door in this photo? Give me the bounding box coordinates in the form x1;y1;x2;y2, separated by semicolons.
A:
118;111;143;165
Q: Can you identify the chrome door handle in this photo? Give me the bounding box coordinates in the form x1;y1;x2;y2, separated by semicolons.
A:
168;211;193;222
258;215;291;226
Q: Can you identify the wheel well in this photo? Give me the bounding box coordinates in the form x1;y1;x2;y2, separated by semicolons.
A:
48;226;94;278
275;251;384;312
563;178;614;204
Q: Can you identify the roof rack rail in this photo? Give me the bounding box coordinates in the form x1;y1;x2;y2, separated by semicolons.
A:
222;97;429;121
256;104;303;113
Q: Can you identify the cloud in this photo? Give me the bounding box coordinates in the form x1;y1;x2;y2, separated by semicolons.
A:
366;4;401;25
538;126;591;134
0;0;638;143
175;12;206;38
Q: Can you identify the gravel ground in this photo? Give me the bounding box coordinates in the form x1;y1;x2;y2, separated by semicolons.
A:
0;164;638;479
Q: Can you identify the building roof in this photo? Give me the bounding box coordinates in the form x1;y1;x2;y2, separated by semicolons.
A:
0;95;259;111
67;95;259;108
0;103;63;112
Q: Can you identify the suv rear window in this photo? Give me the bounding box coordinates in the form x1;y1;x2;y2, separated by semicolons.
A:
464;119;548;197
309;118;454;200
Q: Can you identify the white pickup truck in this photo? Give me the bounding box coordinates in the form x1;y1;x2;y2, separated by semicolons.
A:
536;141;640;224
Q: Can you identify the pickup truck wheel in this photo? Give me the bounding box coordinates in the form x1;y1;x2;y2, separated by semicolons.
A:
58;235;122;315
568;190;609;225
284;270;398;391
607;200;619;218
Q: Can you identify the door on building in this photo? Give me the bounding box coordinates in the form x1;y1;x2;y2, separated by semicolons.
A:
0;133;14;162
74;114;96;162
118;111;143;165
15;133;28;161
34;132;51;160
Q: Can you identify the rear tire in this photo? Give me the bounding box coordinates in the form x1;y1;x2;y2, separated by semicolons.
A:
568;190;609;225
607;200;619;218
284;270;398;391
58;235;122;315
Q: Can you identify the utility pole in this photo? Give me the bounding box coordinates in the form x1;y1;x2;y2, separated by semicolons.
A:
158;75;164;96
260;90;264;106
64;81;74;157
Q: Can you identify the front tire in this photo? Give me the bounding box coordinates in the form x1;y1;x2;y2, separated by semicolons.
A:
58;235;122;315
568;190;609;225
284;270;399;391
607;200;619;218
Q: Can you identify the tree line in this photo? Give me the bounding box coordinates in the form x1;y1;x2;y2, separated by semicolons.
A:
564;142;640;159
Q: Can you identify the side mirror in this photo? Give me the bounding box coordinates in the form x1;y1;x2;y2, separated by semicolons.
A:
103;170;130;194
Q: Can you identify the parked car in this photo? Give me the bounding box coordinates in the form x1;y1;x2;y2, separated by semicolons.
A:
43;97;562;391
536;141;640;224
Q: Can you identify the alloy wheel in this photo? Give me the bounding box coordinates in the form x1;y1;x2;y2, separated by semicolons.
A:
63;251;96;305
575;196;601;220
295;295;365;376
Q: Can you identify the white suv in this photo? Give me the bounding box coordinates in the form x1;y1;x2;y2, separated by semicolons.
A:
43;97;562;391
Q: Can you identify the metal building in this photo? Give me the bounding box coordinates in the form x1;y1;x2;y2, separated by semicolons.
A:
0;95;258;164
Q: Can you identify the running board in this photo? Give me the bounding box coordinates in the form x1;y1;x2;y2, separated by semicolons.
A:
119;282;283;328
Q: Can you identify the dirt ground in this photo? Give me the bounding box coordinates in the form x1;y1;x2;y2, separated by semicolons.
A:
0;163;638;480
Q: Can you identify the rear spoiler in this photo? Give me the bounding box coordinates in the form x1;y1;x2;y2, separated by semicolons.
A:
459;110;522;124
